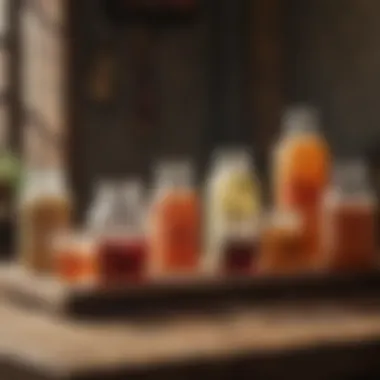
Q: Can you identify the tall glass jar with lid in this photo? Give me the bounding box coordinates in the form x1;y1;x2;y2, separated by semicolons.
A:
18;168;72;274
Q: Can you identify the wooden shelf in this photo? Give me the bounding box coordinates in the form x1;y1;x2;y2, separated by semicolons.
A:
1;300;380;379
1;265;380;320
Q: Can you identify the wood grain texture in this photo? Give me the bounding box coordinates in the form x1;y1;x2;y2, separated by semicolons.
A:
1;299;380;378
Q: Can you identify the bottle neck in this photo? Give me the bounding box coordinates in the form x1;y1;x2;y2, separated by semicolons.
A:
154;161;194;192
282;106;321;137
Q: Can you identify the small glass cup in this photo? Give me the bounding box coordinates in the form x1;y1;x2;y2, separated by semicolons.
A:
53;231;97;286
258;210;306;276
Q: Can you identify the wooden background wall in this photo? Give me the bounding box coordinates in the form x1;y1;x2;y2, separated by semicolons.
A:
20;0;66;168
67;0;255;218
285;0;380;157
13;0;380;215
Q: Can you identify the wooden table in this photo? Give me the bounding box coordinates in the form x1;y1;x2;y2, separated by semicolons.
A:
1;300;380;379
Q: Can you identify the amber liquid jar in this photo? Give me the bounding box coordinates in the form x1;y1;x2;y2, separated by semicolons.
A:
259;211;306;276
321;161;377;272
53;232;97;285
18;170;72;274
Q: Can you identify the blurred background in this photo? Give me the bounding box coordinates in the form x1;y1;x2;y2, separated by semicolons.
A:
3;0;380;217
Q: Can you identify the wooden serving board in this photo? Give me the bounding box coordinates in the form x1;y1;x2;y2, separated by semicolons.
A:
1;265;380;320
2;301;380;379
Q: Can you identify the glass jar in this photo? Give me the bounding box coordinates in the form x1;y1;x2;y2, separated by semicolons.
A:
18;168;72;274
272;106;330;264
259;210;305;276
204;148;261;274
87;179;148;286
149;160;200;275
321;160;377;272
53;231;96;286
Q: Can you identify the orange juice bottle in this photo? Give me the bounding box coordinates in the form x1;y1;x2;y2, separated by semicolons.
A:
272;106;330;268
150;161;200;275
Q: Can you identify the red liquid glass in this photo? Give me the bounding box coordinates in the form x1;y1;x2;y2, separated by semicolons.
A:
98;237;147;286
222;239;258;276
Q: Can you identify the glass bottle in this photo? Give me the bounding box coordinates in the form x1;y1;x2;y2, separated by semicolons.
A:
259;210;305;276
88;179;148;286
18;168;72;274
272;106;330;267
149;161;200;275
321;160;377;272
204;148;261;274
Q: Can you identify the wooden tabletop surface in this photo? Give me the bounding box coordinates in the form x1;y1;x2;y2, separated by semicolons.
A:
1;299;380;378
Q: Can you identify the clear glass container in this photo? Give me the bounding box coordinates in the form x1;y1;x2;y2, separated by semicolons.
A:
149;160;200;275
321;160;377;272
259;210;305;275
87;179;148;286
204;148;261;273
18;168;72;274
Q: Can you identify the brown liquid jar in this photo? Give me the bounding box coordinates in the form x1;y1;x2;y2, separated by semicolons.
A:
321;161;377;272
18;169;72;274
259;211;305;276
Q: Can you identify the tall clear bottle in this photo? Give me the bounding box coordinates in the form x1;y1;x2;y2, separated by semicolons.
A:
204;148;261;274
321;160;377;272
149;160;200;275
272;106;330;268
18;169;72;274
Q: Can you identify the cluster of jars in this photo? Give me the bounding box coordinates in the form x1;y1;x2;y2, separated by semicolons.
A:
16;106;378;287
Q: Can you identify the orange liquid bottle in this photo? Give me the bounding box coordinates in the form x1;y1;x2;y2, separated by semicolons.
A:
150;161;200;275
272;107;330;269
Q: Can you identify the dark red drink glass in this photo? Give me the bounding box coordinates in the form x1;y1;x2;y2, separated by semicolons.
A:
98;236;148;286
222;239;258;276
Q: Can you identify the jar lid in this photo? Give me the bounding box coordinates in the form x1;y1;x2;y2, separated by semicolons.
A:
282;105;320;134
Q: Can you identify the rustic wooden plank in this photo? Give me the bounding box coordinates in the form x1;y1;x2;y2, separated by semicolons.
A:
1;300;380;378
